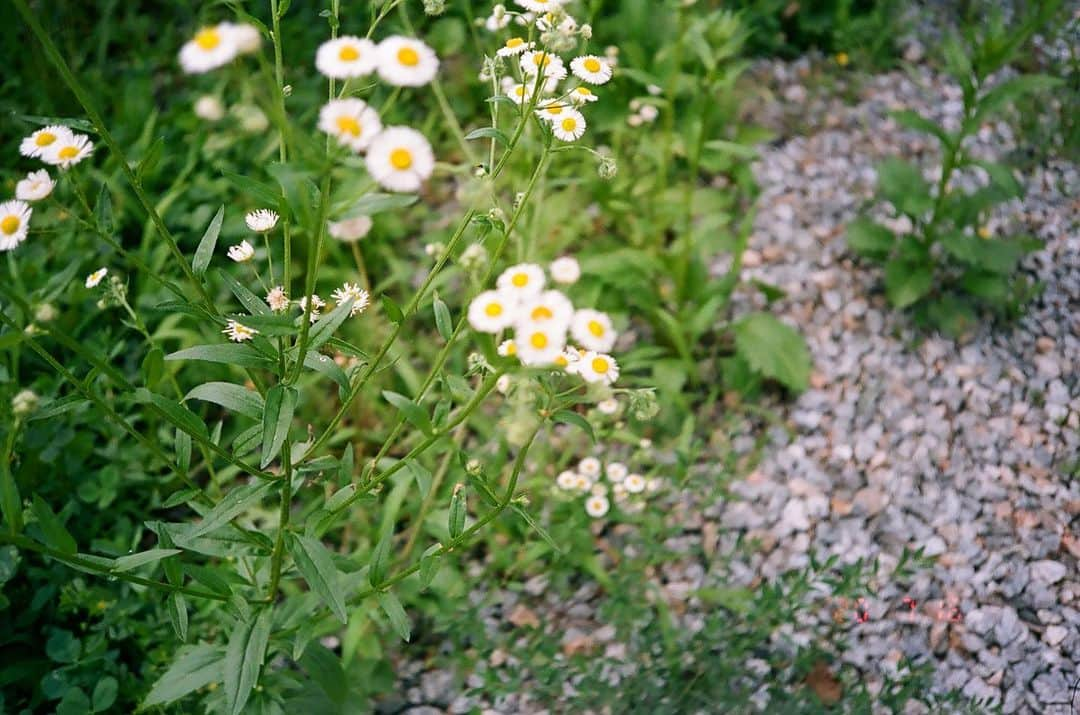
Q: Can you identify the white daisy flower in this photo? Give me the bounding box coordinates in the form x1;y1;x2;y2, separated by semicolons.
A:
318;99;383;153
19;125;73;159
468;290;517;333
624;473;646;493
222;319;258;342
585;494;610;518
328;215;373;242
549;256;580;284
497;339;517;357
576;351;619;385
556;470;578;490
520;51;567;80
596;398;619;415
568;85;599;104
606;462;628;482
516;0;564;13
179;24;239;74
84;267;108;288
553;348;581;371
227;240;255;263
0;201;32;252
227;23;262;54
506;83;536;105
578;457;601;478
534;100;572;123
570;55;613;85
574;474;593;491
365;127;435;193
332;282;370;317
590;482;607;497
245;209;279;233
42;134;93;169
16;170;54;202
496;263;545;300
570;309;616;352
316;36;378;79
515;323;566;366
496;37;534;57
298;294;325;323
612;483;628;502
551;109;586;142
485;10;511;32
518;290;573;330
194;95;226;121
266;286;289;312
376;36;439;87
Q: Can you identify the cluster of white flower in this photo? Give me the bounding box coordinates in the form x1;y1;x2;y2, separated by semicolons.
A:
555;454;662;518
468;257;620;385
178;22;261;74
627;98;659;127
222;277;369;343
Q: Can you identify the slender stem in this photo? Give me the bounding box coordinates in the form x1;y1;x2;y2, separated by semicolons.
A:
265;439;293;600
350;241;371;292
400;421;467;563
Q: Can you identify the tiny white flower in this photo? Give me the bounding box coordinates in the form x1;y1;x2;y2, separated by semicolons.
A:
485;9;511;31
639;105;659;122
298;294;325;322
585;494;610;518
179;24;240;74
647;83;662;95
20;125;73;159
16;170;54;202
578;457;601;478
574;474;593;491
596;398;619;415
577;351;619;385
319;99;383;153
245;209;279;233
316;36;378;79
496;263;545;300
497;339;517;357
331;282;370;317
223;319;258;342
551;109;586;142
496;374;512;394
12;388;39;416
365;126;435;193
549;256;580;284
0;201;32;252
328;215;373;242
556;470;578;490
377;36;439;87
266;286;289;312
516;0;565;13
227;240;255;263
515;323;566;366
571;309;616;352
42;134;93;169
624;473;646;493
194;95;226;121
606;462;628;482
568;86;599;104
496;37;534;57
570;55;613;85
468;290;516;333
85;267;108;288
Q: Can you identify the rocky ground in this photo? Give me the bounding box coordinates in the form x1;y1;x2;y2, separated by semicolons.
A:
383;58;1078;714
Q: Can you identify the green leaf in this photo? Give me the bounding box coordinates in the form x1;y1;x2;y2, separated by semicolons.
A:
137;136;164;182
144;645;224;707
113;548;182;573
464;126;509;145
185;382;265;420
731;313;811;393
223;608;273;715
45;629;81;663
341;192;418;217
382;391;432;435
300;644;347;704
876;159;933;217
188;482;273;538
418;544;442;590
1;459;22;534
260;385;297;468
91;676;118;712
376;591;411;642
884;260;934;308
289;534;348;624
845;218;895;258
325;484;356;512
166;343;275;369
142;347;165;387
168;593;189;643
890;110;953;149
175;428;192;475
303;351;350;394
368;532;390;587
448;484;466;539
968;159;1023;201
31;495;77;555
302;296;355;353
222;170;283;208
976;74;1063;120
432;293;452;342
192;206;225;278
94;183;114;235
17;114;97;134
381;295;404;324
217;268;271;315
134;389;209;442
552;409;595;443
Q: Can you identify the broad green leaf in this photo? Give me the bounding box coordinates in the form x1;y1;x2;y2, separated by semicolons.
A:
876;159;932;217
166;343;275;369
382;391;432;435
552;409;595;443
45;629;81;663
192;205;225;277
113;548;182;573
185;382;265;420
260;385;297;468
884;260;934;308
188;482;273;538
969;159;1023;201
134;389;209;441
448;484;466;539
290;534;348;623
939;232;981;263
223;608;273;715
144;645;224;706
376;591;411;642
300;644;347;705
92;676;118;712
731;313;811;393
433;293;452;342
31;495;77;555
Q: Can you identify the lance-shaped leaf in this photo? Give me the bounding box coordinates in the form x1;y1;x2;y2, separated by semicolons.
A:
192;205;225;277
289;534;348;623
260;385;297;468
185;382;265;420
223;608;273;715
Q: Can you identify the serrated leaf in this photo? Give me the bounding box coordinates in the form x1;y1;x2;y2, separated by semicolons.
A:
884;260;934;308
731;313;811;393
223;608;273;715
290;534;348;623
260;385;297;468
113;548;181;573
185;382;265;420
143;644;224;707
432;294;452;342
166;343;275;369
382;391;432;435
192;205;225;277
551;409;595;443
31;495;76;555
376;591;411;642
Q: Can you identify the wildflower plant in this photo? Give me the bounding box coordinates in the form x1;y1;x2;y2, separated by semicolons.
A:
1;0;643;711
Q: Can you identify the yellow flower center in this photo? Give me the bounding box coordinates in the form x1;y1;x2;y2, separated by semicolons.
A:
195;28;221;51
532;52;551;67
58;146;79;160
531;306;554;320
0;216;20;235
336;116;362;136
514;86;526;97
338;45;360;61
506;38;524;49
511;272;529;287
583;58;602;73
397;46;420;67
561;118;577;132
576;87;592;95
529;332;548;349
554;354;568;367
505;341;517;355
545;105;564;115
34;132;56;147
587;319;604;337
484;302;503;317
591;357;610;373
390;148;413;170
